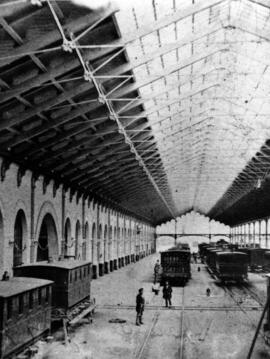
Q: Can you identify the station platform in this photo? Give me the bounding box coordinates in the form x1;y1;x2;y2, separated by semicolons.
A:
33;254;270;359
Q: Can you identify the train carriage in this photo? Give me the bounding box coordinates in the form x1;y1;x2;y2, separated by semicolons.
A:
14;260;93;321
215;252;248;282
160;248;191;285
0;277;52;359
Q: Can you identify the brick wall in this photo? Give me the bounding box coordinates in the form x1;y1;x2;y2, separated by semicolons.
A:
0;157;156;277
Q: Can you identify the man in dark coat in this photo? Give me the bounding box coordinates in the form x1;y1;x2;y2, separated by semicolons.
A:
163;281;172;307
136;288;145;326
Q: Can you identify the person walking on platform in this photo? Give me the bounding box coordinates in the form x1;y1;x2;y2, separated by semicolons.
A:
154;259;160;282
136;288;145;326
163;281;172;307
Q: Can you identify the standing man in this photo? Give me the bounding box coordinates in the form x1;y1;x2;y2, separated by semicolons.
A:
163;281;172;307
136;288;145;326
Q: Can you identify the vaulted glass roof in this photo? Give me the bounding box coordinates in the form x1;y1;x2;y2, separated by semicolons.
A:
115;0;270;219
1;0;270;224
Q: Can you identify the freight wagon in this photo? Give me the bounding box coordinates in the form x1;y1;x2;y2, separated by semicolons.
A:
238;248;266;270
215;252;248;282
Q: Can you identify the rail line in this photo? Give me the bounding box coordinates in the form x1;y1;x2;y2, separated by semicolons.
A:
98;304;261;311
241;283;265;307
221;284;266;340
133;294;163;359
179;287;185;359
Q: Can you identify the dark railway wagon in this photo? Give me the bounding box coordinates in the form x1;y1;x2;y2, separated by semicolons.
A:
263;251;270;272
0;277;52;359
160;249;191;285
238;248;265;270
215;252;248;282
14;260;92;320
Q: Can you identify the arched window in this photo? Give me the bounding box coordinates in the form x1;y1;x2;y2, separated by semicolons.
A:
83;222;89;260
64;218;71;257
92;222;96;238
13;209;27;267
37;213;58;262
75;220;81;259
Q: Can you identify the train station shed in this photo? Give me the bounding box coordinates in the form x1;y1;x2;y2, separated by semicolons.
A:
1;0;270;358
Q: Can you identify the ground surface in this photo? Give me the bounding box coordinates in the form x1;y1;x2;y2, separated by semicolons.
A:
33;254;270;359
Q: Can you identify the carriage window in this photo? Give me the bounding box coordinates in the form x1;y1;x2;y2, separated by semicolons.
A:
45;287;49;303
84;267;86;277
29;291;34;309
69;272;72;283
7;299;12;319
19;295;23;314
75;270;77;281
38;288;42;305
79;269;82;279
88;265;90;275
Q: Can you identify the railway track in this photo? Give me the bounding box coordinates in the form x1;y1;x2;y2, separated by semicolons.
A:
98;304;261;311
240;283;265;307
179;287;185;359
133;287;187;359
134;310;160;359
221;284;266;340
133;291;164;359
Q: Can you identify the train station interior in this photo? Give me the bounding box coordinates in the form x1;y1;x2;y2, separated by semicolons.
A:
2;0;270;358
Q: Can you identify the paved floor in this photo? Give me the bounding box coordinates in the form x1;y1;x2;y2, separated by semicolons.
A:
34;254;270;359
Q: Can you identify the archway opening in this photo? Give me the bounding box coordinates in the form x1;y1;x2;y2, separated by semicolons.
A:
83;222;89;260
37;213;58;262
13;209;27;267
64;218;71;257
75;220;81;259
104;224;107;258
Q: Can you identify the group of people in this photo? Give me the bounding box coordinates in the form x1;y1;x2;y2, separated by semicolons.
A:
136;282;173;326
135;260;173;326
